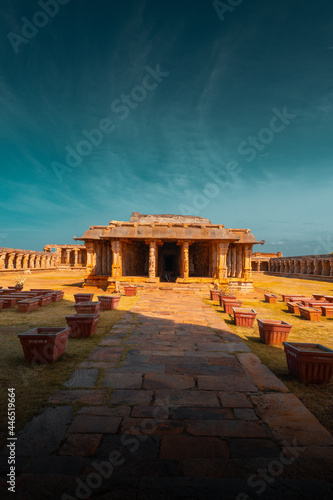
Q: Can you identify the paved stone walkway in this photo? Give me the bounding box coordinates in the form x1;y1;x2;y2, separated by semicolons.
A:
1;290;333;499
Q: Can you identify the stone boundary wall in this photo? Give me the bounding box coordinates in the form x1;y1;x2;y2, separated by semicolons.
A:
269;254;333;279
0;247;56;271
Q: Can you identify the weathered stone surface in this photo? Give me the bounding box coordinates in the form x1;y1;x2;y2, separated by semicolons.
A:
59;433;103;456
160;436;229;459
121;418;184;435
49;389;107;405
237;352;289;392
69;415;121;434
143;374;195;390
219;392;253;408
15;407;72;456
197;366;258;392
110;389;154;406
103;373;143;389
170;407;234;420
78;406;131;417
64;369;99;388
187;419;267;438
228;438;281;458
154;390;220;408
233;408;258;420
251;393;333;446
88;347;124;361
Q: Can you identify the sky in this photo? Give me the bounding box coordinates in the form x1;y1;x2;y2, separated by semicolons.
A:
0;0;332;256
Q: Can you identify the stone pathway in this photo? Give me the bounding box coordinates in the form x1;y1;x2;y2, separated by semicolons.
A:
1;290;333;499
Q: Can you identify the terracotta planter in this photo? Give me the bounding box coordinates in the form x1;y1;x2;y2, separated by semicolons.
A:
298;305;321;321
124;286;137;297
289;296;311;303
312;294;326;301
210;290;220;301
222;299;242;314
37;295;53;306
303;300;328;309
320;305;333;317
264;293;278;304
257;319;292;345
30;289;54;295
17;298;40;313
324;296;333;303
97;295;121;310
0;299;4;310
51;291;64;302
287;301;302;314
1;297;17;308
233;307;257;327
1;289;16;295
282;294;305;302
218;295;237;307
283;342;333;384
65;313;100;338
74;293;94;304
75;301;101;314
18;327;70;364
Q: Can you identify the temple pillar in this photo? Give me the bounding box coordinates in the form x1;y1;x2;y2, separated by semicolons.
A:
148;241;158;279
231;246;237;277
236;245;242;277
46;255;52;268
314;260;319;275
7;253;15;270
22;254;29;269
15;254;23;270
30;254;37;269
330;261;333;277
242;244;252;280
74;249;79;268
217;241;229;281
111;240;122;278
0;253;6;270
34;255;41;269
66;249;71;265
85;242;95;274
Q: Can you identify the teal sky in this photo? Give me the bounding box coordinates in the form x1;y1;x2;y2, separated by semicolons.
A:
0;0;333;256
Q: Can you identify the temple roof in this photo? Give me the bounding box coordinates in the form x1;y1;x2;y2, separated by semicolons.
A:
129;212;211;224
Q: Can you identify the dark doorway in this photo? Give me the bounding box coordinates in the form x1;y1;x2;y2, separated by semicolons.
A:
164;255;175;272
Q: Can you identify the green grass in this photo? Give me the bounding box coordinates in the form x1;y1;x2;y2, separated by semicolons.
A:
0;293;139;448
206;276;333;435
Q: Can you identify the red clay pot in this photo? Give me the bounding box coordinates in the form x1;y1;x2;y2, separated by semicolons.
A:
287;301;302;314
18;327;70;364
74;293;94;303
65;313;100;338
298;305;321;321
124;286;137;297
1;297;18;308
282;294;305;302
283;342;333;384
210;290;220;301
312;294;326;301
320;305;333;317
50;290;64;302
264;293;278;304
17;298;40;313
37;295;53;306
0;299;4;310
97;295;121;310
223;299;242;314
218;295;237;307
257;319;292;345
75;301;101;314
233;308;257;327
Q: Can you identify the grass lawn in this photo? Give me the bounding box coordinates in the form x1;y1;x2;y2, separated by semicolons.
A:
0;279;139;449
207;273;333;435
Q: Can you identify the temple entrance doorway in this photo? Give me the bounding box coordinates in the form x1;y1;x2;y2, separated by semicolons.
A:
158;242;180;281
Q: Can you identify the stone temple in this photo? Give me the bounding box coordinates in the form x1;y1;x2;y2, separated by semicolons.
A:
75;212;264;291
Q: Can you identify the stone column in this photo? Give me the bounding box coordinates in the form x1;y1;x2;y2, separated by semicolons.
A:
227;248;231;276
231;246;237;277
330;260;333;277
314;260;319;275
0;253;6;270
306;259;312;274
148;241;158;279
242;244;252;280
7;253;15;270
15;254;24;270
47;255;52;268
217;241;229;281
236;246;243;277
85;242;94;274
30;254;37;269
74;249;79;268
22;254;29;269
111;240;122;278
65;249;71;265
34;256;40;269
